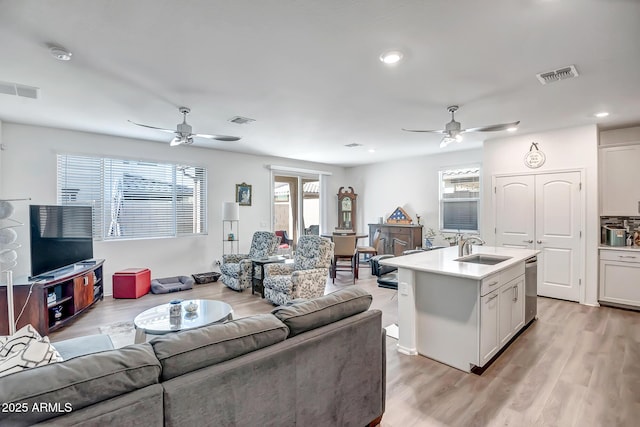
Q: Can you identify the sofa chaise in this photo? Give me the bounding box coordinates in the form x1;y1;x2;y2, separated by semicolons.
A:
0;287;385;427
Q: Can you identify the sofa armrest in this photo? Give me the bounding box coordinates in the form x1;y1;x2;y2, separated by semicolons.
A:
265;263;294;276
223;253;249;264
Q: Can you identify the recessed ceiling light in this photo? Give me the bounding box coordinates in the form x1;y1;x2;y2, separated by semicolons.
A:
379;51;403;65
507;127;518;132
594;111;609;118
49;45;72;61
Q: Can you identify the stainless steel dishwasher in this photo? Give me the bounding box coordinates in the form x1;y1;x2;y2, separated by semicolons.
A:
525;256;538;324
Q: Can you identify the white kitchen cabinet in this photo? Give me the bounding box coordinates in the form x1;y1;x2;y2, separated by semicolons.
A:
480;274;525;367
498;276;525;347
479;289;500;366
600;145;640;216
599;249;640;308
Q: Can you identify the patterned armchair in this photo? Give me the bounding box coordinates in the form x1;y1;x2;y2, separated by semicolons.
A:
220;231;280;291
263;235;334;306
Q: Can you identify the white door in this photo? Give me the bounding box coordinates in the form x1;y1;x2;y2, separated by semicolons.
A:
535;172;582;301
495;175;535;249
494;171;582;302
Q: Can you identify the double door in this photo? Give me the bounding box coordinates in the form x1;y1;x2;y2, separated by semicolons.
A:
495;171;582;302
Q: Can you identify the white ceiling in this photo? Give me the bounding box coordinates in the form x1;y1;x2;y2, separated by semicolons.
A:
1;0;639;167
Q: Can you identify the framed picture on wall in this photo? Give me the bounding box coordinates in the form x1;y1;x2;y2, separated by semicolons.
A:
236;182;252;206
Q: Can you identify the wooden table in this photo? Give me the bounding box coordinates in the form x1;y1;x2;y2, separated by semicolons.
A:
251;256;291;298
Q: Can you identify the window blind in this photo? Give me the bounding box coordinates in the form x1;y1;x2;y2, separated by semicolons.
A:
439;167;480;232
57;155;207;240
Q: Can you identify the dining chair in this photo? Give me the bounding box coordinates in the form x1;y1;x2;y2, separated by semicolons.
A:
331;234;358;283
356;229;382;270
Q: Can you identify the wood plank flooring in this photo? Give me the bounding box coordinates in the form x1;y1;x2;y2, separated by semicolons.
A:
50;268;640;427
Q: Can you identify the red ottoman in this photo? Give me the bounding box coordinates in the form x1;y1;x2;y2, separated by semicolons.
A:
113;268;151;299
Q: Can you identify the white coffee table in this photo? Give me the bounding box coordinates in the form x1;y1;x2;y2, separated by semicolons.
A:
133;299;233;343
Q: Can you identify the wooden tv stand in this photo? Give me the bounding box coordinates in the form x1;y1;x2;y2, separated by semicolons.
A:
0;260;105;336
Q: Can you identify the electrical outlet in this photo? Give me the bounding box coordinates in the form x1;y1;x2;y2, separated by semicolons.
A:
213;259;221;266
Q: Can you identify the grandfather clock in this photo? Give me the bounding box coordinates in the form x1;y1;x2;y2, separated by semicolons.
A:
337;186;357;231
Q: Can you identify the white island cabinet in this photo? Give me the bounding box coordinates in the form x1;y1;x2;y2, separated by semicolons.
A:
381;246;538;372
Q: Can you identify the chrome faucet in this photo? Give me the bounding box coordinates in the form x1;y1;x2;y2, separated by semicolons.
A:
458;235;486;257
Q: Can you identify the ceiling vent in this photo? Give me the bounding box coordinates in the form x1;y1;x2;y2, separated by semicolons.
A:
536;65;579;85
0;81;39;99
228;116;255;125
344;143;363;148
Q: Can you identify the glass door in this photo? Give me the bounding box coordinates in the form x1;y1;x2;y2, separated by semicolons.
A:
273;174;320;248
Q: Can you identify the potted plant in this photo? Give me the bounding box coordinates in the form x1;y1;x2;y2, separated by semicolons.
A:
424;228;436;248
441;231;461;246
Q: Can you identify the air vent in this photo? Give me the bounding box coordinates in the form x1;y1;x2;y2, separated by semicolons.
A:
536;65;579;85
228;116;255;125
0;81;39;99
344;143;363;148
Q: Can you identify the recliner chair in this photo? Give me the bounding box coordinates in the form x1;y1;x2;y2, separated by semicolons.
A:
220;231;280;291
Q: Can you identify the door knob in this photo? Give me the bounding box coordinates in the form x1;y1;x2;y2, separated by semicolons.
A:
536;240;543;244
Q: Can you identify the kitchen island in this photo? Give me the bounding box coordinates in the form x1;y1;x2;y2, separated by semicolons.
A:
380;245;538;372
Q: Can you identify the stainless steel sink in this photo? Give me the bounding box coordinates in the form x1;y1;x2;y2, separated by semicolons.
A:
454;254;512;265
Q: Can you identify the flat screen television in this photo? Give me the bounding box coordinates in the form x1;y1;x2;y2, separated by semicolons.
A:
29;205;94;278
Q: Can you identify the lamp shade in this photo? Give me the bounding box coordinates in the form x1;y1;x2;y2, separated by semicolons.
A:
222;202;240;221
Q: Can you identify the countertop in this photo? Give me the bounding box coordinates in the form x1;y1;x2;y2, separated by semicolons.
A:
599;245;640;252
379;245;539;280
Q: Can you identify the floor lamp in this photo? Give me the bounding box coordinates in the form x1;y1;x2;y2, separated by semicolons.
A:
1;198;29;335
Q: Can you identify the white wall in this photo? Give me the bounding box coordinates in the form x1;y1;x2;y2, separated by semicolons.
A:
0;123;345;294
345;149;483;246
482;125;599;305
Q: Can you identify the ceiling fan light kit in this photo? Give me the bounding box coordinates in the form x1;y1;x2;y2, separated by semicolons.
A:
403;105;520;148
129;107;241;147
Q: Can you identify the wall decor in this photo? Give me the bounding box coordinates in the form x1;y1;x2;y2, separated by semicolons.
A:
236;182;252;206
524;142;546;169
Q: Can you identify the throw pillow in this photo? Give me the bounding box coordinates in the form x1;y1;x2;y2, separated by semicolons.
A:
0;324;63;378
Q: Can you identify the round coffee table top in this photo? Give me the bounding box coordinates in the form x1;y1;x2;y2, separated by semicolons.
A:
133;299;233;335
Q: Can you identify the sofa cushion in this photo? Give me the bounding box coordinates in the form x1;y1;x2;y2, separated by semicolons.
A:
271;287;372;337
0;343;161;426
0;324;63;378
151;313;289;381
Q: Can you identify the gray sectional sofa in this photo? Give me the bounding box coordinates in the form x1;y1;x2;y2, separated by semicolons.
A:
0;287;385;427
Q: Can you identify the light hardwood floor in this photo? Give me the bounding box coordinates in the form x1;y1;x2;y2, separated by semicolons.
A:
51;269;640;427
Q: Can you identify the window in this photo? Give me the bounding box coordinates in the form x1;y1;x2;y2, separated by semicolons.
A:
57;154;207;240
439;167;480;232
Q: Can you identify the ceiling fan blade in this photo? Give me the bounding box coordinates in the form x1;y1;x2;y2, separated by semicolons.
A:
169;136;183;147
128;120;177;134
402;128;447;134
464;121;520;133
193;133;241;142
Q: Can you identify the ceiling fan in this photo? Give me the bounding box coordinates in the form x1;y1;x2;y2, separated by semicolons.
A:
402;105;520;148
128;107;241;147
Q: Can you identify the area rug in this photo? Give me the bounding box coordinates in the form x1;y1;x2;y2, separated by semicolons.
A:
384;323;399;340
98;321;136;349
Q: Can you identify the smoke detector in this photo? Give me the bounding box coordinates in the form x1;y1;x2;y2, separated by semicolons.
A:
536;65;579;85
49;45;72;61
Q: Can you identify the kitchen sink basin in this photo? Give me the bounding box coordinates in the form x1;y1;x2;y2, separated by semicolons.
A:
454;254;512;265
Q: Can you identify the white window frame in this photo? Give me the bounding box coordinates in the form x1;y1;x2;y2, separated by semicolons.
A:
439;165;481;233
57;154;207;241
